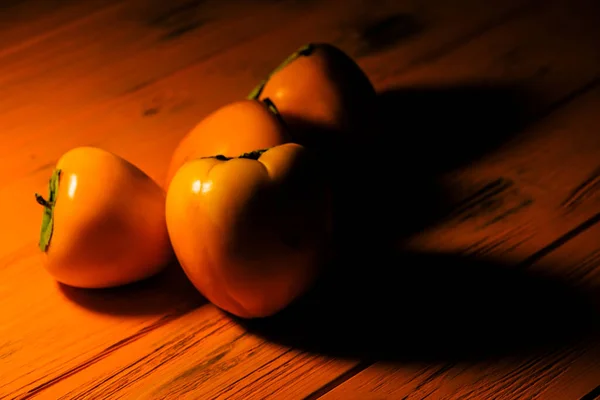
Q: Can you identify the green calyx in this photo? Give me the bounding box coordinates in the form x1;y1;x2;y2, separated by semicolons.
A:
237;149;269;160
208;149;269;162
35;169;61;252
262;97;279;116
261;97;287;128
247;43;316;100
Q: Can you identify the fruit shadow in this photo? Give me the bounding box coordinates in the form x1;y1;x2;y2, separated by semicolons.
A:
234;249;600;363
58;262;206;316
331;82;533;246
234;82;600;362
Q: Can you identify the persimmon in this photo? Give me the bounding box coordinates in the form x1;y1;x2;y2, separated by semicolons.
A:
165;143;331;318
248;43;376;150
35;146;173;288
164;99;290;189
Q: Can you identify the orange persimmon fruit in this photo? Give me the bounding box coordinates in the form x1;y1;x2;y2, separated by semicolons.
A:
165;143;331;319
247;42;376;150
164;99;290;189
35;146;173;288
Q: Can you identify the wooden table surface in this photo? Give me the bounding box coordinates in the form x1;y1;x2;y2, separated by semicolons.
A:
2;0;600;399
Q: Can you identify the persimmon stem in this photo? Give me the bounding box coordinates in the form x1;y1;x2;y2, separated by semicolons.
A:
204;148;269;162
247;43;316;100
238;149;268;160
262;97;288;129
35;194;51;208
262;97;278;115
37;169;60;252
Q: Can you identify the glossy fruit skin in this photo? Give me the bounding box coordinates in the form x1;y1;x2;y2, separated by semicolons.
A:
39;146;173;288
165;143;331;319
164;99;290;189
251;44;376;250
251;43;376;151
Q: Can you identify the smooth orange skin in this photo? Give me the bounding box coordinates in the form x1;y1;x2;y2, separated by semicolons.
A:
41;146;173;288
166;143;331;318
258;43;376;149
164;99;290;189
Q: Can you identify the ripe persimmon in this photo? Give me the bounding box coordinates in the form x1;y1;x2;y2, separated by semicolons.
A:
165;143;331;318
248;43;376;150
35;146;173;288
164;99;290;189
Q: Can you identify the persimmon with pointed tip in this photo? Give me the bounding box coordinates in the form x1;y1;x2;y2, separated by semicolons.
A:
164;98;290;189
248;42;376;150
165;143;331;318
35;146;173;289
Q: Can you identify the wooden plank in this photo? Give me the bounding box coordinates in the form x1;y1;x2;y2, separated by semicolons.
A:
407;75;600;256
318;208;600;400
0;0;534;184
405;82;600;258
372;0;600;252
378;0;600;91
319;0;600;252
4;0;600;396
0;1;326;397
34;204;600;399
0;0;537;398
0;0;120;56
18;72;600;400
317;346;600;400
0;0;317;133
2;0;596;396
37;307;355;400
316;0;600;397
37;211;599;400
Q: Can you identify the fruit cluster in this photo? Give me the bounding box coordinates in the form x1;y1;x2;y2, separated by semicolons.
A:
35;43;376;319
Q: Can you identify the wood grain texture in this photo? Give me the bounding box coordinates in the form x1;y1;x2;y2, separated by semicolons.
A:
0;0;539;398
315;0;600;397
1;0;600;399
0;0;119;56
397;0;600;254
318;206;600;400
38;307;355;400
319;346;600;400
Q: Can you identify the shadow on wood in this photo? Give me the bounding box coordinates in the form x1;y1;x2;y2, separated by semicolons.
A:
375;83;532;172
57;262;206;316
331;83;532;246
234;249;600;363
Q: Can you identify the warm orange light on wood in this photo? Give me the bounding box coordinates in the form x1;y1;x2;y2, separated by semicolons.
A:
1;0;600;399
